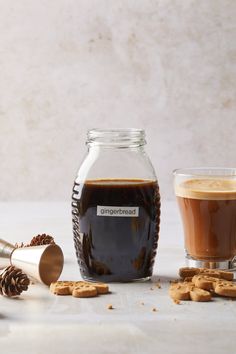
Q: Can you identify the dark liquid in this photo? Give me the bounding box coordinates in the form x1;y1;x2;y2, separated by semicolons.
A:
72;179;160;282
177;196;236;261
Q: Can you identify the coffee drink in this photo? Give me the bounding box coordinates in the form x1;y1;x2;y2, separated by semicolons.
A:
72;179;160;282
176;179;236;262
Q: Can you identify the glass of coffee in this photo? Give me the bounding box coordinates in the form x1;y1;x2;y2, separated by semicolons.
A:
174;168;236;269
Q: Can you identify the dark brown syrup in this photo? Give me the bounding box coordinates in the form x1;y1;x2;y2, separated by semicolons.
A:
72;179;160;282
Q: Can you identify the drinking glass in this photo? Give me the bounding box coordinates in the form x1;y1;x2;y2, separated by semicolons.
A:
174;167;236;269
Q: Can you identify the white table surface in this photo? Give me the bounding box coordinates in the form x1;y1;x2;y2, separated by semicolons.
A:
0;201;235;354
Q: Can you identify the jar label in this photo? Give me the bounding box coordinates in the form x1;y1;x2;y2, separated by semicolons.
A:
97;205;139;217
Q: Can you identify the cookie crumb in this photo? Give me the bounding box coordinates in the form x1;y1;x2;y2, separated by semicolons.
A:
155;283;161;289
140;302;144;305
107;304;113;310
152;307;157;312
150;287;154;290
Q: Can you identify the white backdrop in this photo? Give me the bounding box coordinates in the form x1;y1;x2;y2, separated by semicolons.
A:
0;0;235;200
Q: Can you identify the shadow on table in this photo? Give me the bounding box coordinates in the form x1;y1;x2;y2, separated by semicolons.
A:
0;314;10;338
0;314;7;320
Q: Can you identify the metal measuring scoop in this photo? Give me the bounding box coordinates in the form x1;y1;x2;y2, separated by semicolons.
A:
0;238;64;285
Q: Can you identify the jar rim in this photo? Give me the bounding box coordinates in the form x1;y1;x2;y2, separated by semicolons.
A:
87;128;146;147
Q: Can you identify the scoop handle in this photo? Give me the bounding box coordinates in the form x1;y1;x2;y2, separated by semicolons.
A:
0;238;15;269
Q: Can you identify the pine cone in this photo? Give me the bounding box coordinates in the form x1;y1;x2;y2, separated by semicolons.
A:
0;266;30;297
29;233;55;246
14;242;25;248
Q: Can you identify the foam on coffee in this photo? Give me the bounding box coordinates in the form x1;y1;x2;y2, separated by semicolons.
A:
176;178;236;200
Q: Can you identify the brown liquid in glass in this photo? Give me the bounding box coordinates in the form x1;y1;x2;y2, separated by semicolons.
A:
72;179;160;282
176;179;236;261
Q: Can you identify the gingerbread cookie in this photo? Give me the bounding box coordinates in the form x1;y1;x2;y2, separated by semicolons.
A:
197;268;233;281
171;267;235;303
169;281;212;302
179;267;234;281
214;281;236;297
91;282;109;294
179;267;200;279
217;270;234;281
69;281;89;293
71;281;109;294
198;269;221;279
169;282;193;301
72;284;98;298
50;280;109;297
192;275;219;291
50;282;72;295
190;288;212;302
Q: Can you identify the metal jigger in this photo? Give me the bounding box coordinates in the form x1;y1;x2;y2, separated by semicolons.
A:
0;238;64;285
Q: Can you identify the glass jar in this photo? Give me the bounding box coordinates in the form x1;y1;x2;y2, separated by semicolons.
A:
72;129;161;282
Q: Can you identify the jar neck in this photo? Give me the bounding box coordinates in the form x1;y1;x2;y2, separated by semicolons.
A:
86;129;146;148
